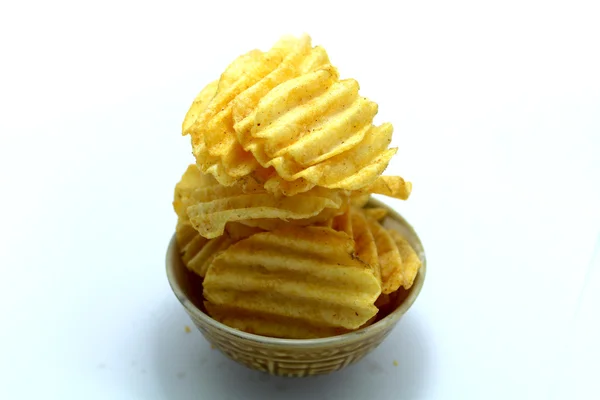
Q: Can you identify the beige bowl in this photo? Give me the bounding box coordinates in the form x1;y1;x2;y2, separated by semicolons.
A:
165;198;426;377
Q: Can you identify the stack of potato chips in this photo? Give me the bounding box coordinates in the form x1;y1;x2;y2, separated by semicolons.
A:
173;35;421;339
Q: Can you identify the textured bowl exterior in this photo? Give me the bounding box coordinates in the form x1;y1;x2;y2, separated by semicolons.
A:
166;198;426;377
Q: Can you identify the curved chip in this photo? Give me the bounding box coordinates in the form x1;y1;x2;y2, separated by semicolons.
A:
180;34;410;197
175;218;233;277
186;185;346;239
237;206;344;231
173;164;347;239
173;165;217;218
361;176;412;200
389;229;422;289
185;35;332;187
203;227;381;332
182;80;219;136
240;69;397;190
350;209;382;285
366;216;403;294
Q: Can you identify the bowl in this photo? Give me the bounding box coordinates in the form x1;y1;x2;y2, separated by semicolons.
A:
165;198;426;377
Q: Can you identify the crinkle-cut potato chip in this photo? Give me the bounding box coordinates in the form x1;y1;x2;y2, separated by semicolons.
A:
182;80;218;136
175;218;234;277
173;164;347;239
389;229;422;289
366;217;403;294
181;34;411;197
183;35;331;186
238;65;397;191
237;206;344;231
361;176;412;200
350;209;382;284
203;226;381;332
173;165;217;219
204;303;349;339
329;206;422;294
186;184;346;239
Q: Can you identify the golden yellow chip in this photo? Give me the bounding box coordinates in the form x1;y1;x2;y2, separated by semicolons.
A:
186;185;346;239
182;80;218;136
173;34;423;341
173;165;217;219
232;35;329;142
367;217;403;294
237;206;344;231
173;164;347;239
243;70;397;191
175;218;234;277
362;176;412;200
350;209;382;284
175;217;200;249
185;48;269;182
203;226;381;331
180;34;410;197
184;35;332;188
389;230;422;289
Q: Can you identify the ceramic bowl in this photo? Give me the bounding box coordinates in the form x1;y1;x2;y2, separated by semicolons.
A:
166;198;426;377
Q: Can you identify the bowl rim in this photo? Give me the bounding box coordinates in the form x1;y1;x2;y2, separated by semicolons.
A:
165;198;426;347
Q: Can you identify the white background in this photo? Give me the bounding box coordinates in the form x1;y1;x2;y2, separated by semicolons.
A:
1;1;599;399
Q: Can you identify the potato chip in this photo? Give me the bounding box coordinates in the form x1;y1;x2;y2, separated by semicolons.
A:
184;35;333;187
180;34;410;197
389;230;422;289
241;69;397;191
238;206;344;231
184;48;268;182
174;164;347;239
232;35;329;142
362;176;412;200
172;34;424;341
203;227;381;331
182;80;218;136
175;217;234;277
173;165;217;219
186;184;346;239
329;206;422;294
367;217;403;294
350;209;381;284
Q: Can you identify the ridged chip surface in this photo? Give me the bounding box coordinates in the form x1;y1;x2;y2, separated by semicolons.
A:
181;35;410;197
203;226;381;335
174;164;347;239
